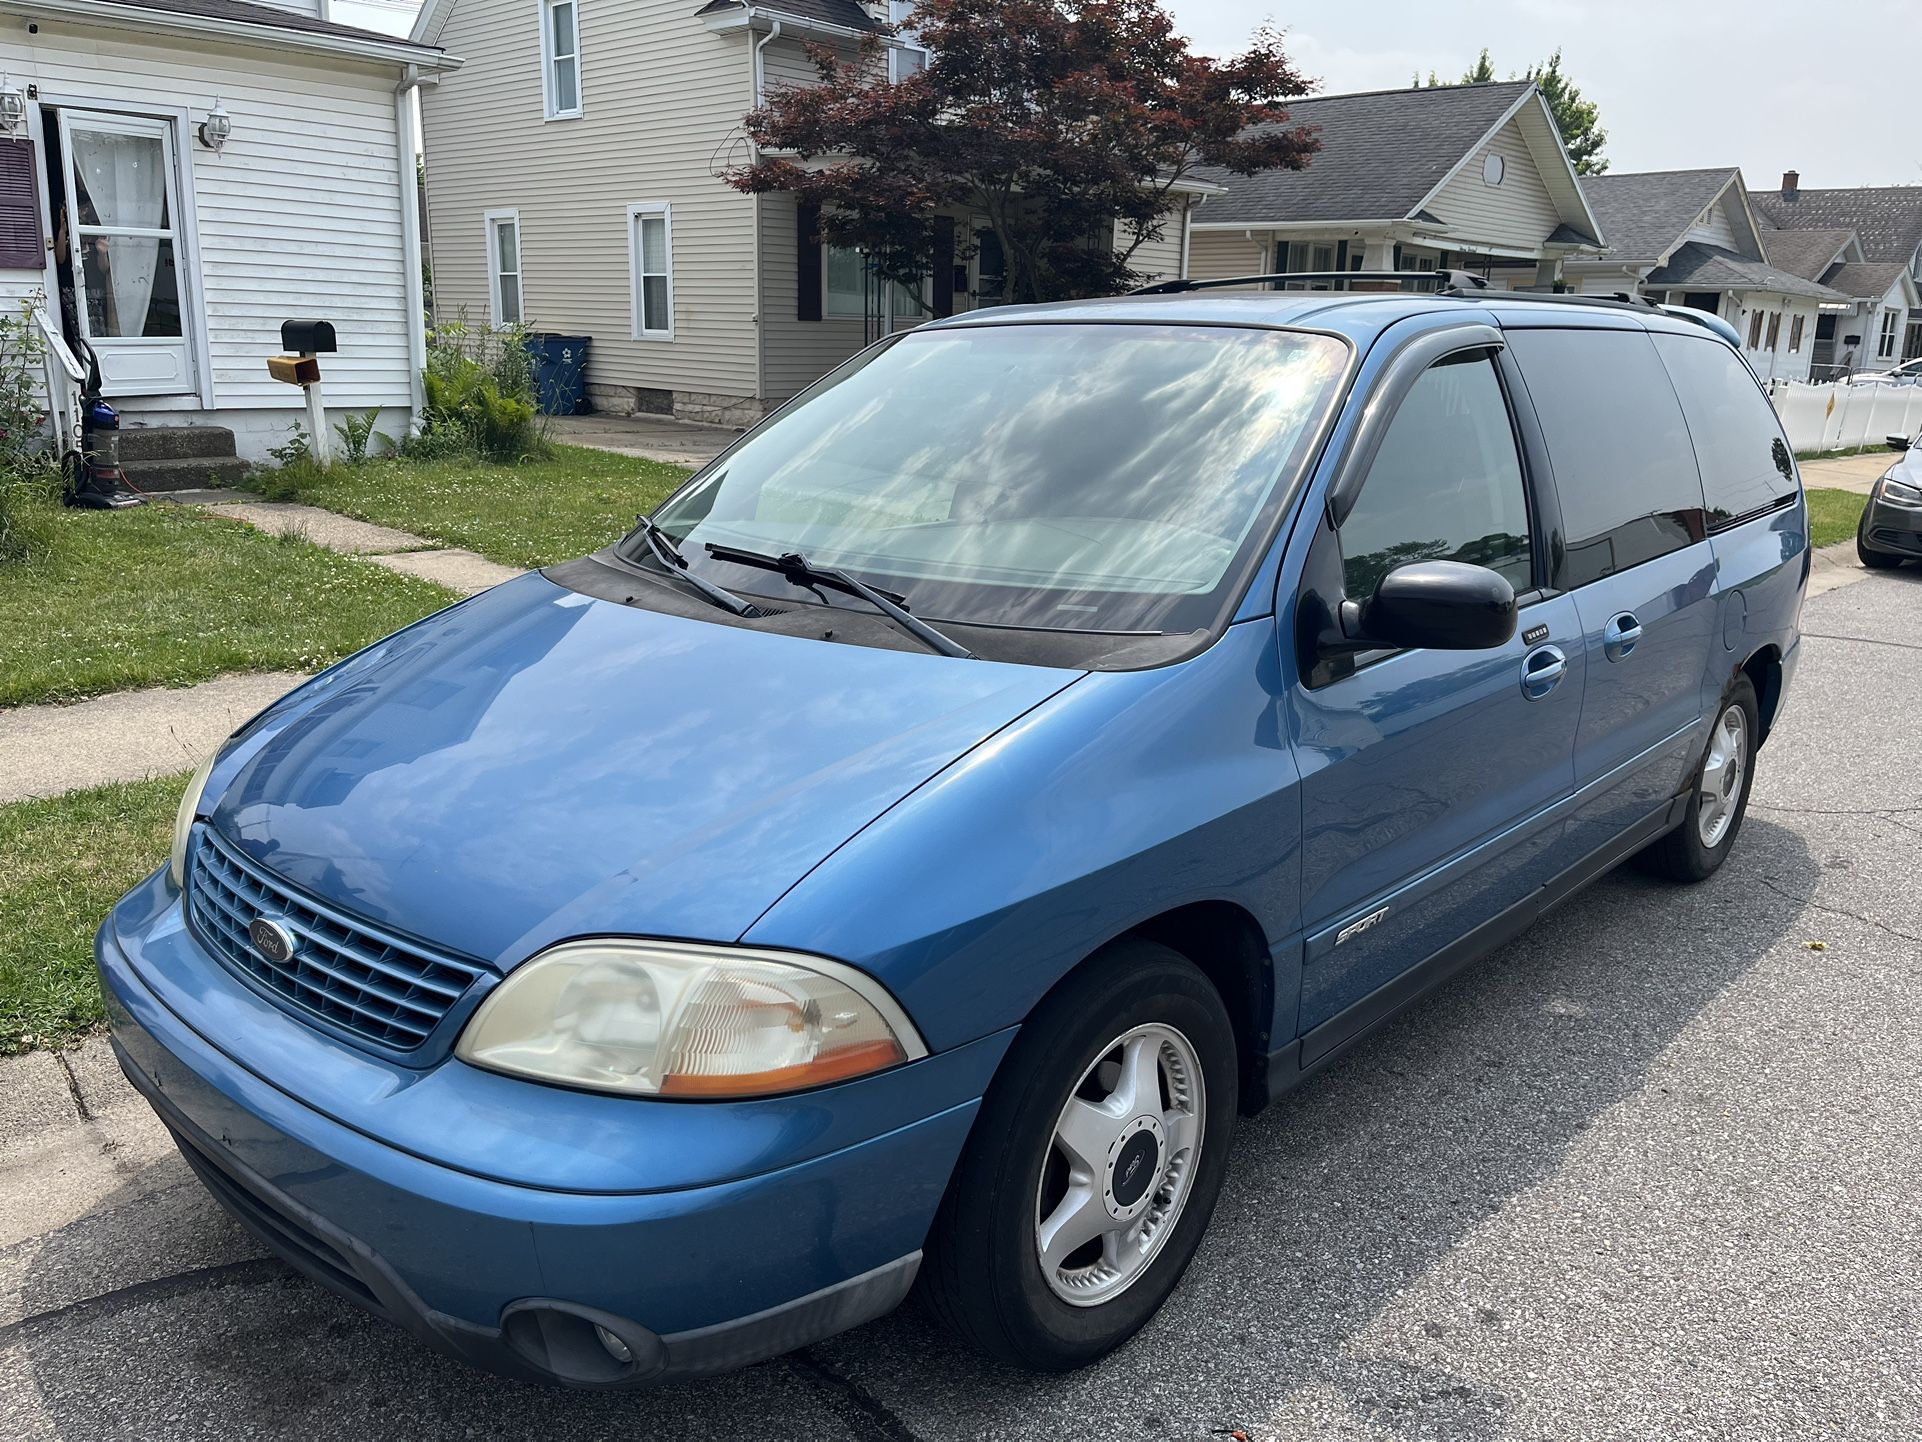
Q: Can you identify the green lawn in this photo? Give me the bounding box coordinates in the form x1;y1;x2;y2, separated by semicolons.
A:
0;771;183;1053
1806;487;1869;550
0;506;457;709
259;445;693;570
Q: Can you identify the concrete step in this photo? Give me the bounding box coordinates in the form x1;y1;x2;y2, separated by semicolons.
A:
115;424;239;463
122;455;251;492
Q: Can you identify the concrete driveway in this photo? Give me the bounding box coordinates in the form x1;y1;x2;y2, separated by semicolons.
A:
5;571;1920;1441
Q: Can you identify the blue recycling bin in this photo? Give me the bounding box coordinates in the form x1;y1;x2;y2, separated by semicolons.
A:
527;334;592;416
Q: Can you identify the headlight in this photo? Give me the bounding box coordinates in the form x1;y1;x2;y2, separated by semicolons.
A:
456;940;927;1098
1881;475;1922;505
168;748;220;888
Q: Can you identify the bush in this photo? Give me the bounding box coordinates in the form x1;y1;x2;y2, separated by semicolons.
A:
0;303;59;563
413;316;549;464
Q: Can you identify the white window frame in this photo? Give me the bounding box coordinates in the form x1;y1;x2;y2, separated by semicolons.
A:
628;202;674;340
484;209;523;326
540;0;584;120
888;1;929;82
1878;308;1899;359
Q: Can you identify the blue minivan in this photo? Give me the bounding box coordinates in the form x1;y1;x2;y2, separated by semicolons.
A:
99;281;1805;1385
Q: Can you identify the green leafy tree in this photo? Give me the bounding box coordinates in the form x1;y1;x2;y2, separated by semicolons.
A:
1416;47;1607;175
1526;49;1608;175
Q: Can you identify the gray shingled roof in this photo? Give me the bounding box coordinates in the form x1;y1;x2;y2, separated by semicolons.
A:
1190;80;1533;226
1752;186;1922;265
1762;227;1856;280
101;0;429;45
1821;260;1912;302
1576;168;1738;264
1646;242;1845;302
695;0;880;31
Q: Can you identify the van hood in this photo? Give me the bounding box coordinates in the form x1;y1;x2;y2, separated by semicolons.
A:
208;574;1077;968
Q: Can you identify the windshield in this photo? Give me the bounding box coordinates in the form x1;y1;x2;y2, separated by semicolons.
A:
637;322;1348;635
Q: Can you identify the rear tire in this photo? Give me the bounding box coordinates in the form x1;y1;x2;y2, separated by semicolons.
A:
921;939;1238;1372
1637;676;1758;883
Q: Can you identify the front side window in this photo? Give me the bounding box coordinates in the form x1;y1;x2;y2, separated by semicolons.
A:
486;211;522;325
543;0;582;117
1508;328;1705;589
1653;333;1797;529
643;324;1349;634
630;205;671;337
1337;352;1532;599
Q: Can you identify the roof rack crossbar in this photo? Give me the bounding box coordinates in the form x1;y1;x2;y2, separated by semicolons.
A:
1131;269;1490;296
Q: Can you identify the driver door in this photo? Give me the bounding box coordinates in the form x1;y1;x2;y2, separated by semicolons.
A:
1287;343;1585;1059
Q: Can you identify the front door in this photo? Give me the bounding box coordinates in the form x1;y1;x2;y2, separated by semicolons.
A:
1290;345;1584;1052
57;109;194;397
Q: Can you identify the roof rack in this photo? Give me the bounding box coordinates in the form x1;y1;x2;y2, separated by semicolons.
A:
1128;268;1747;347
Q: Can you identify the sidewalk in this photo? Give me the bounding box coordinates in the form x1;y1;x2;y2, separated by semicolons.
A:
1800;451;1893;495
0;497;525;804
548;413;739;468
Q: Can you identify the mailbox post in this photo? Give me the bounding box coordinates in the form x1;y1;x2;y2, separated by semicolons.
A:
267;320;339;464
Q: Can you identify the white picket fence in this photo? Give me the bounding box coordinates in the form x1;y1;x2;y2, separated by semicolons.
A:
1767;378;1922;455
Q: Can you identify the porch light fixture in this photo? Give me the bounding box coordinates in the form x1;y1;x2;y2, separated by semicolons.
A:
198;98;231;152
0;77;25;137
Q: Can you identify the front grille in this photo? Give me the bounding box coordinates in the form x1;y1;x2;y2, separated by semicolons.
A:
187;827;487;1051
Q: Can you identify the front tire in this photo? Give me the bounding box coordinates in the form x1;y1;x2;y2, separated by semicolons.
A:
921;939;1238;1371
1857;528;1905;568
1637;676;1758;882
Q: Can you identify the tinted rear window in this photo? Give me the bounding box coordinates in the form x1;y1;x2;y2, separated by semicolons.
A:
1652;333;1798;527
1507;328;1706;589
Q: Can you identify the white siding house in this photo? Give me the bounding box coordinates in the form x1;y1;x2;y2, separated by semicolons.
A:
1569;169;1844;384
0;0;450;470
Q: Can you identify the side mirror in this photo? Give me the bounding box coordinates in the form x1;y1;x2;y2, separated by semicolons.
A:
1887;434;1911;452
1340;560;1518;652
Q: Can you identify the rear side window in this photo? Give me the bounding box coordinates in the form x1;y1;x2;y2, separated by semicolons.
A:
1337;351;1532;599
1652;333;1798;527
1507;328;1706;589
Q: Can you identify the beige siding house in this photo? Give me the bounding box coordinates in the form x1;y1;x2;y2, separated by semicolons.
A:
413;0;1207;423
1186;81;1604;292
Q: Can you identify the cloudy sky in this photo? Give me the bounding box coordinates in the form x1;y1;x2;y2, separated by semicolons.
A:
1164;0;1921;189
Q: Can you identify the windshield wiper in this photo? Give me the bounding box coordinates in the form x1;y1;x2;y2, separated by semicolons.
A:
704;544;977;659
631;516;767;618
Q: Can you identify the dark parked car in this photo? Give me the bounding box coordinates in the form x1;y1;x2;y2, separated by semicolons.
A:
1856;432;1922;566
100;281;1807;1387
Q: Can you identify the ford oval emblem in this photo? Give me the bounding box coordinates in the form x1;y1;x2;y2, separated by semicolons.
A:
248;917;297;966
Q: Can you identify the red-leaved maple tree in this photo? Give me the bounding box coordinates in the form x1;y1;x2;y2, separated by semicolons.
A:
727;0;1319;305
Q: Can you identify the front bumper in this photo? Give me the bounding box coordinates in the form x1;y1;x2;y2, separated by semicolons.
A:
1861;489;1922;558
100;873;1001;1387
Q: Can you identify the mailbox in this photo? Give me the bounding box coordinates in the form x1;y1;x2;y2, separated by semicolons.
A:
280;319;337;355
266;354;322;386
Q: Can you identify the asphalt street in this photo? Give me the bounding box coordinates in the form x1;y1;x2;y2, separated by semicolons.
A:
4;567;1919;1442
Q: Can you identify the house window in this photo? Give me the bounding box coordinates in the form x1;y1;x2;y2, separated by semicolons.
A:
888;1;928;82
1765;311;1781;351
542;0;582;118
826;244;866;317
485;210;522;325
1788;314;1804;353
1878;309;1899;359
629;203;672;337
1747;309;1764;349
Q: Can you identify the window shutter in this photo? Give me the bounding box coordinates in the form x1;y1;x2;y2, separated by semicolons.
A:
0;141;42;272
796;200;823;322
931;216;955;317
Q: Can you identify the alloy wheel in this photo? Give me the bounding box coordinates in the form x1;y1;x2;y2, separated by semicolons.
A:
1033;1023;1205;1307
1697;702;1749;848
